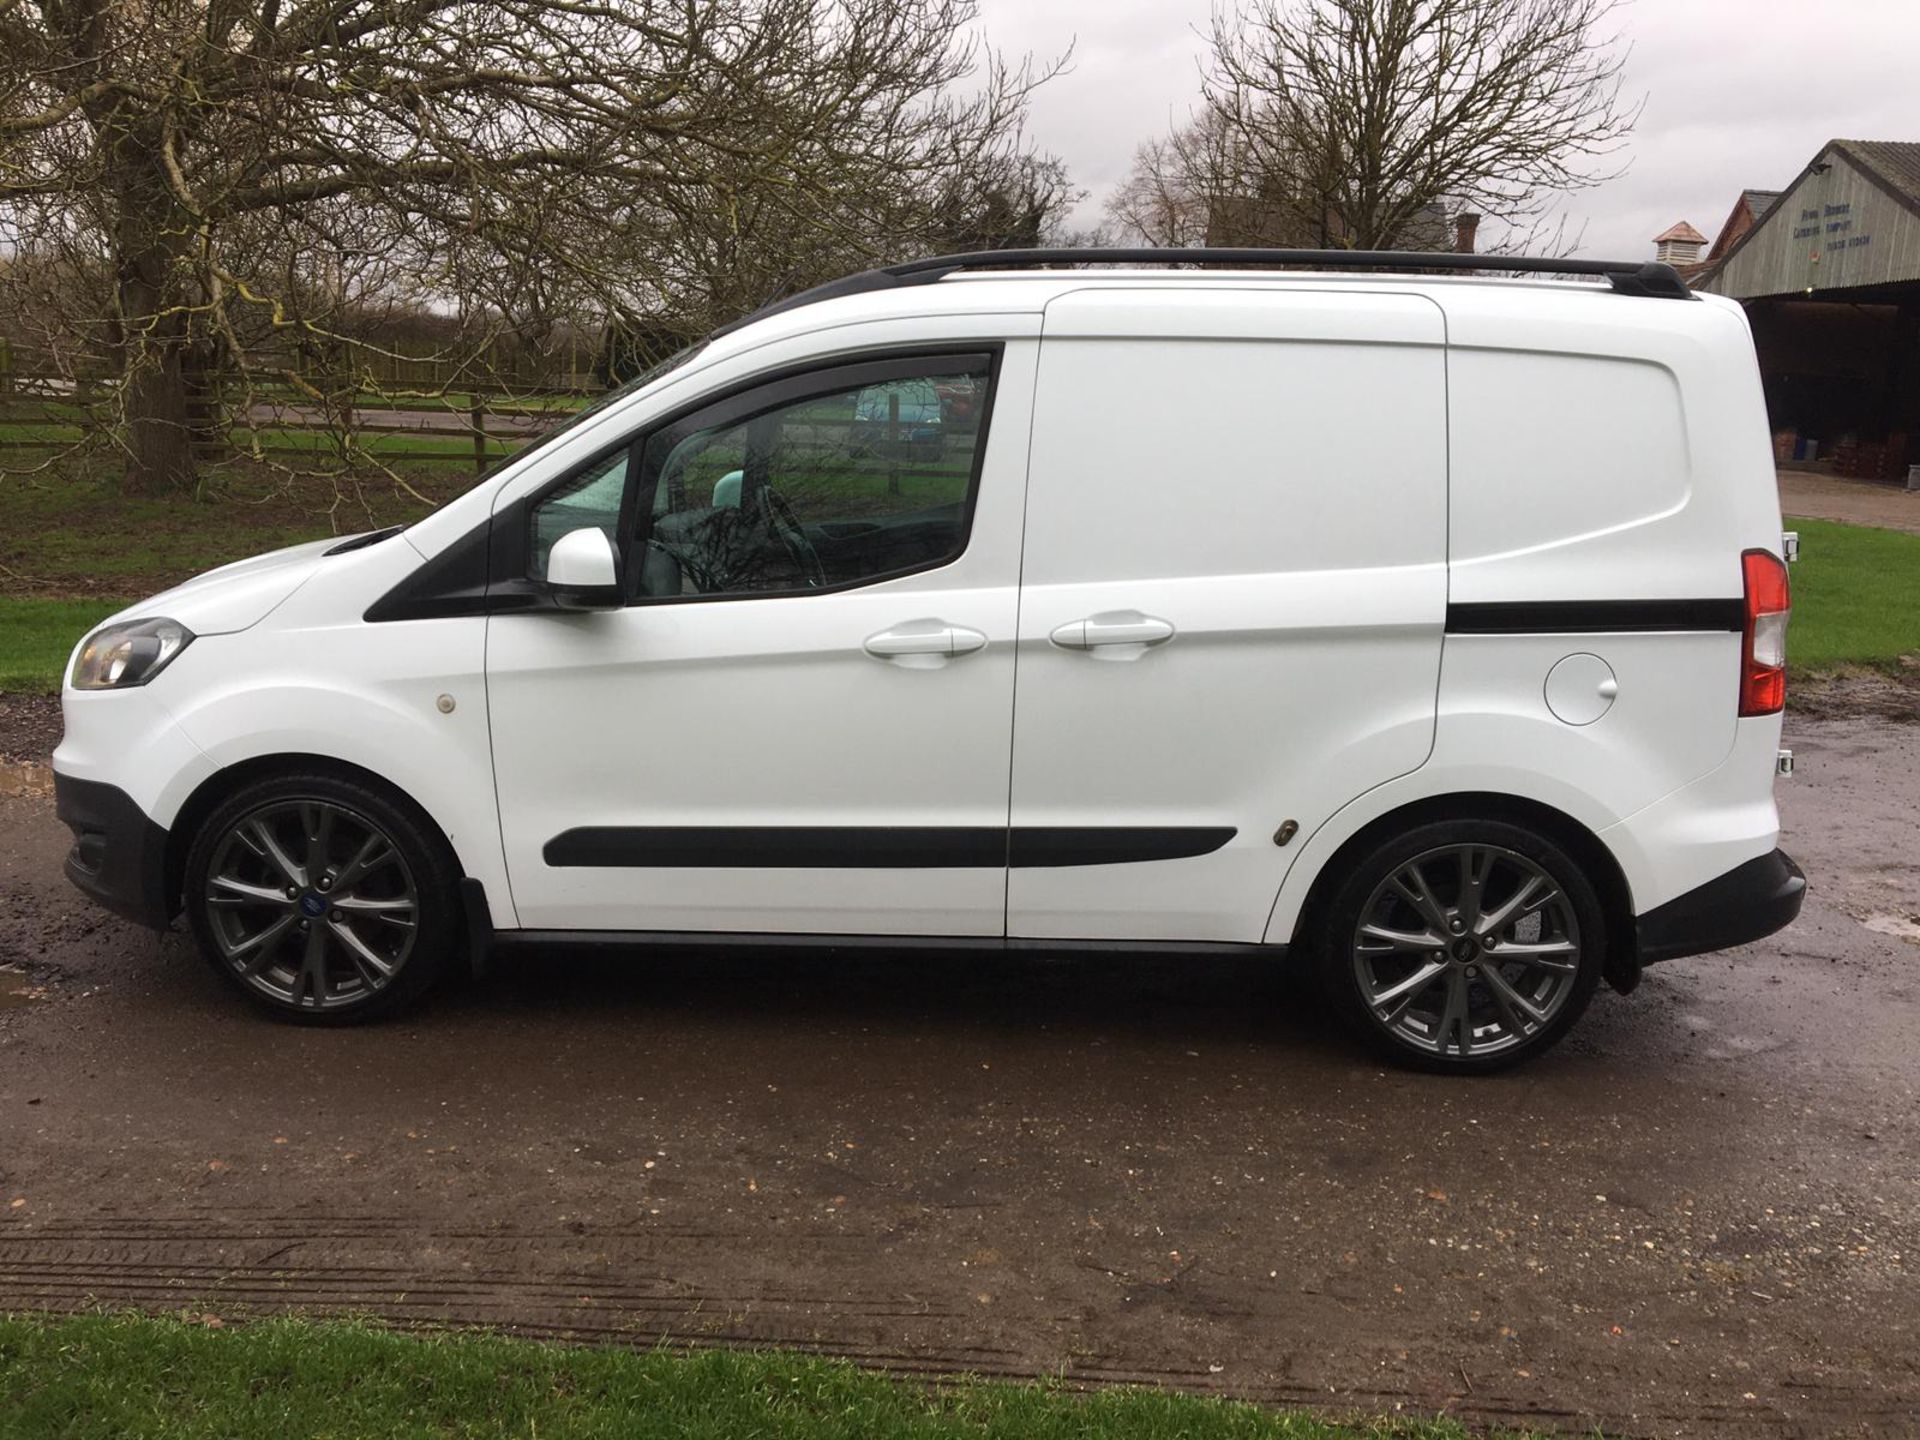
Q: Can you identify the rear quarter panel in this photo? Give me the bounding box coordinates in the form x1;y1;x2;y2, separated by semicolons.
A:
1263;291;1785;941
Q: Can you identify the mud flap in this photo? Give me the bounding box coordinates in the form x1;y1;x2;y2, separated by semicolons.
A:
1604;943;1642;995
460;877;495;980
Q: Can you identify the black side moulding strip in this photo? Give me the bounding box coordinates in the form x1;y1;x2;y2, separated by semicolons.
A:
542;826;1238;870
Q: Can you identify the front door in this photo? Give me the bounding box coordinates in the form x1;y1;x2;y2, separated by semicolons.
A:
1007;289;1449;943
488;346;1033;935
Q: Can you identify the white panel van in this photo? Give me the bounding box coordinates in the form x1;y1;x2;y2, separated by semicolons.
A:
53;250;1804;1070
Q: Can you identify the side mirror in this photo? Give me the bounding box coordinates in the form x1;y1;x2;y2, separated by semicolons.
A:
543;527;622;611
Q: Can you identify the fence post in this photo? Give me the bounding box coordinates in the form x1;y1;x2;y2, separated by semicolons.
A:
469;392;488;474
886;390;901;497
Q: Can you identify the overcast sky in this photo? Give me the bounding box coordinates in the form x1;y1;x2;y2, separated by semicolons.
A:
974;0;1920;259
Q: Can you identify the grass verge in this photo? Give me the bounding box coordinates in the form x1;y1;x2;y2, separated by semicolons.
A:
0;1312;1508;1440
0;598;122;691
1;460;464;593
0;459;468;693
1781;516;1920;673
0;486;1913;699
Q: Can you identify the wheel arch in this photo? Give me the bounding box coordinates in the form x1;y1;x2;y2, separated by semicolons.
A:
1280;790;1642;994
163;753;471;920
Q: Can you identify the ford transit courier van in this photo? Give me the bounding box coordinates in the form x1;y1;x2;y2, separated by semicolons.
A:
53;248;1805;1070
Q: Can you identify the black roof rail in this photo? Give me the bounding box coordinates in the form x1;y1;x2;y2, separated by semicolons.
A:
716;246;1693;335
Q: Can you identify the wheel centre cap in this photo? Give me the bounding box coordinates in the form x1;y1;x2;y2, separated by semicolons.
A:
298;893;327;918
1451;935;1480;963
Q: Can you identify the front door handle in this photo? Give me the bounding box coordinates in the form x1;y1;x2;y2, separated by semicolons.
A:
864;620;988;666
1050;611;1176;652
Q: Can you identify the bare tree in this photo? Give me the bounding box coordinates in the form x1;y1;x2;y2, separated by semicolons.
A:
0;0;1057;494
1106;111;1280;247
1106;125;1211;247
1112;0;1636;252
624;147;1080;361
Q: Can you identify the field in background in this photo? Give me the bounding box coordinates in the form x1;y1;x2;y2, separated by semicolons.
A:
1;466;1916;697
0;599;119;691
0;1312;1502;1440
1778;516;1920;669
0;386;567;473
0;458;466;692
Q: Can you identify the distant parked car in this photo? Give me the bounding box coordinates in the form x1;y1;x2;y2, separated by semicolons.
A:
53;247;1804;1071
849;377;944;461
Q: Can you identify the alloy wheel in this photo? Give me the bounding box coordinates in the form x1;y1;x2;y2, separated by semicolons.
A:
1350;843;1583;1060
201;799;419;1012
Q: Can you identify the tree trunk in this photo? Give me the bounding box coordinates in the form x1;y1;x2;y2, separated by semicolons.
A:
119;322;196;495
111;174;199;495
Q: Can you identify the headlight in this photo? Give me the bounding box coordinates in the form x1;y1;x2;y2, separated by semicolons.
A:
71;617;195;690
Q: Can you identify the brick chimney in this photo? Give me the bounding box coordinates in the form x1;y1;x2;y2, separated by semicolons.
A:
1453;212;1481;254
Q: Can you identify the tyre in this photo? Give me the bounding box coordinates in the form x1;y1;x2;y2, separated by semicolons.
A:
1314;819;1606;1072
182;770;462;1023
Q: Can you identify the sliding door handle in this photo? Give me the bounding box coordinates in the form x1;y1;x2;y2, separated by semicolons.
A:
865;620;988;665
1050;611;1176;652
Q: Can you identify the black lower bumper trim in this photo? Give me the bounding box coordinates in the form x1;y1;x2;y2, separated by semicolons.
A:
53;771;175;931
1636;848;1805;965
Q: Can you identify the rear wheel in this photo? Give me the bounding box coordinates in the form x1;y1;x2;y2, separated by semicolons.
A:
1315;819;1605;1072
183;772;461;1023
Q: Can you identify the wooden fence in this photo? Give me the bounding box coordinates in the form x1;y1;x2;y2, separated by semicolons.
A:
0;336;602;397
0;349;589;472
0;352;986;483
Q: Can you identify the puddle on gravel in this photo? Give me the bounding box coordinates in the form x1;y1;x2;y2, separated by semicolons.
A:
0;969;47;1011
1862;912;1920;944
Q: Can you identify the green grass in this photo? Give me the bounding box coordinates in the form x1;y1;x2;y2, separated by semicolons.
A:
0;477;1911;697
0;420;87;445
0;598;123;690
5;485;332;583
0;1313;1506;1440
1782;516;1920;672
2;391;591;418
227;425;522;456
0;459;475;692
2;465;463;584
2;427;522;463
234;387;595;416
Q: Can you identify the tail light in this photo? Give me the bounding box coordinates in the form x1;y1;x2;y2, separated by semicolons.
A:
1740;549;1790;716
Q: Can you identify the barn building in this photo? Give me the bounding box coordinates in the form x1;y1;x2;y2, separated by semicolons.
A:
1695;139;1920;482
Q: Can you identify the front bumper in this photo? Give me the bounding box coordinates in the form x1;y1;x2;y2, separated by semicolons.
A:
53;770;175;930
1636;847;1806;965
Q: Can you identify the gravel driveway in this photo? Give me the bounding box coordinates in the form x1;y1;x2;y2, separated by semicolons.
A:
1779;468;1920;534
0;714;1915;1438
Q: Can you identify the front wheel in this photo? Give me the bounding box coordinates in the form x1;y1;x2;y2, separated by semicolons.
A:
1315;820;1606;1072
183;771;462;1023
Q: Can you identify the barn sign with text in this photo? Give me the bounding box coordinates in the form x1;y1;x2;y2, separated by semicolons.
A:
1704;141;1920;299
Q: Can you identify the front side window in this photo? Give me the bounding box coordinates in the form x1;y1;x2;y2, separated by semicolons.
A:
529;449;629;576
631;358;993;600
